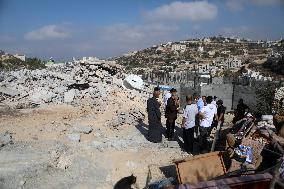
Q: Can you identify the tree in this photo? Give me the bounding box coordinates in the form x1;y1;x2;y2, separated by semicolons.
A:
255;82;279;114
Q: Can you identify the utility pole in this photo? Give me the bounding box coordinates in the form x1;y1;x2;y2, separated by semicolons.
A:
231;79;236;111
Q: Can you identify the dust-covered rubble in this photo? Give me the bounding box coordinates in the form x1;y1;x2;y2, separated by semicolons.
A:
0;59;125;108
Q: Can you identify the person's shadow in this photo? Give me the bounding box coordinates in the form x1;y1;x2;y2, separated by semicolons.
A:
135;121;149;140
174;124;185;150
175;123;200;155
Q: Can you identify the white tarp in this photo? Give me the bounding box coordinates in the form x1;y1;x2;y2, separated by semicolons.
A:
123;74;144;90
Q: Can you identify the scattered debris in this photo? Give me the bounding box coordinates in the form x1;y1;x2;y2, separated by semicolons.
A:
0;132;12;147
0;60;124;108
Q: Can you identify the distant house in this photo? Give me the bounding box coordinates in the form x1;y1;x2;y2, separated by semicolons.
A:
208;50;216;57
171;44;186;53
224;57;242;69
14;54;26;61
197;63;211;73
213;57;225;66
198;46;204;53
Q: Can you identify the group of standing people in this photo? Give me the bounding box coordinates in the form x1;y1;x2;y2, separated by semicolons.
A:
146;86;227;153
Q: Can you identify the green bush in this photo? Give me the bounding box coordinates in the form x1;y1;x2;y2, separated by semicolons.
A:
0;57;45;71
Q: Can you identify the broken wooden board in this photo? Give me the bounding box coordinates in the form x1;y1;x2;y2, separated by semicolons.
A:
177;173;273;189
174;151;226;184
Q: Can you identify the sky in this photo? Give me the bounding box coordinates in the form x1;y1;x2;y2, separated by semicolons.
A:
0;0;284;61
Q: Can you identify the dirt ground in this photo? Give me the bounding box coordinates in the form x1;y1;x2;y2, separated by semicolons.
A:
0;100;189;189
0;90;235;189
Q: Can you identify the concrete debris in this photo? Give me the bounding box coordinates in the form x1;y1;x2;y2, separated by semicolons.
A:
64;89;76;103
0;59;124;108
106;107;145;129
275;87;284;101
0;87;20;97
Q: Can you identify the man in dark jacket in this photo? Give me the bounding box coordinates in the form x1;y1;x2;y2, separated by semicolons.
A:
165;89;179;141
233;99;249;124
147;87;162;143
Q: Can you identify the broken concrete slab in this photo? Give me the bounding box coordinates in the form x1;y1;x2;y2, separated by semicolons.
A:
0;87;20;97
64;89;76;103
30;88;55;104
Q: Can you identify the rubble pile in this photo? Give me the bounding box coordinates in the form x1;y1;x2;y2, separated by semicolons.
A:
226;114;284;172
0;60;125;108
275;87;284;101
273;87;284;115
106;107;145;130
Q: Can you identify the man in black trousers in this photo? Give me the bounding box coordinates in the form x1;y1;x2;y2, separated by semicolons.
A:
165;88;179;141
182;95;198;153
147;87;163;143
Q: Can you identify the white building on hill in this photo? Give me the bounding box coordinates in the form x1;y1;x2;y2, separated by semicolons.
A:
224;57;242;69
14;54;26;61
171;44;186;53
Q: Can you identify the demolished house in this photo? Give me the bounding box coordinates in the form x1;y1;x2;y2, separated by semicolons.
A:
0;59;128;108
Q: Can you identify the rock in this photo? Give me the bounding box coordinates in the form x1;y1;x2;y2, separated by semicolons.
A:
64;89;76;103
0;132;12;147
30;88;55;104
54;86;67;94
67;133;81;142
0;87;20;97
95;70;104;79
71;124;93;134
56;154;72;169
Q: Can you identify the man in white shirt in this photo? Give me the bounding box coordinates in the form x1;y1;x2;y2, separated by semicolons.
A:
212;96;217;107
198;96;217;153
182;95;198;153
163;90;171;107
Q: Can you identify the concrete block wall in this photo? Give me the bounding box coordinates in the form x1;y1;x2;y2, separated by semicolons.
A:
201;84;233;110
233;85;257;112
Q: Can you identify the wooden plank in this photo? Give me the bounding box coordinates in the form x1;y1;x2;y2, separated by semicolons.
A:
174;151;226;184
